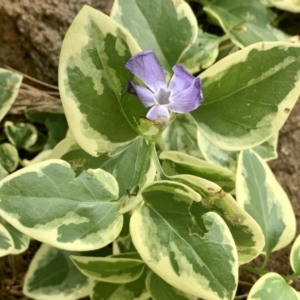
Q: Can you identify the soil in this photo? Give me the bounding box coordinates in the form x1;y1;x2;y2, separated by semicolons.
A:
0;0;114;84
0;0;299;299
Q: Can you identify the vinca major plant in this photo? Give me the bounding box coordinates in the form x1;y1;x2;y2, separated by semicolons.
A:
0;0;300;299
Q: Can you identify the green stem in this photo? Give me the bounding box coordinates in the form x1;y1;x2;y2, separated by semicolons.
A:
272;12;289;27
219;34;230;42
284;273;299;283
258;255;268;271
240;265;268;277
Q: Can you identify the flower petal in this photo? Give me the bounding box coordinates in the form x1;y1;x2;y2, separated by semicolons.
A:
146;105;169;121
130;82;156;107
168;77;203;113
125;50;167;92
168;65;196;96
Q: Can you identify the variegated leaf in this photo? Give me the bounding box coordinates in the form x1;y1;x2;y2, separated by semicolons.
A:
0;143;19;173
111;0;197;73
253;133;279;161
26;132;47;153
0;159;123;251
203;0;292;48
51;136;156;213
159;113;203;159
90;267;149;300
0;217;29;254
290;235;300;275
197;130;238;171
146;271;197;300
0;68;22;121
160;151;235;192
268;0;300;12
113;235;136;255
170;174;265;264
0;221;13;257
192;42;300;151
248;273;300;300
72;252;145;284
236;150;296;254
197;130;278;170
0;165;8;181
130;181;238;300
4;121;38;149
113;213;136;255
23;243;110;300
59;5;145;156
179;28;221;73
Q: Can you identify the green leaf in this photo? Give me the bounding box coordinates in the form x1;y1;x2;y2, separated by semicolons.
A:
44;113;68;149
90;267;149;300
0;159;123;251
179;28;221;73
130;181;238;300
4;121;38;149
25;112;68;150
248;273;300;300
0;217;29;254
268;0;300;13
23;243;110;300
59;5;147;156
72;252;144;284
160;151;235;192
290;235;300;275
111;0;197;73
203;0;292;47
170;174;265;265
216;43;239;62
236;150;296;254
146;271;196;300
0;221;13;257
0;68;23;121
158;113;203;159
197;131;278;170
0;143;19;173
192;42;300;151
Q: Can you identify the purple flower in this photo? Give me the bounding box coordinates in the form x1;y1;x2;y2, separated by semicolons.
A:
125;50;203;123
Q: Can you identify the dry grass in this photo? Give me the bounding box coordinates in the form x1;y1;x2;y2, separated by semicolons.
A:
5;66;62;115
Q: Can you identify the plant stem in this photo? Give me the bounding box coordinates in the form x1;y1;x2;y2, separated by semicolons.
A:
284;273;299;283
272;12;289;27
240;265;268;277
234;294;248;299
258;255;268;271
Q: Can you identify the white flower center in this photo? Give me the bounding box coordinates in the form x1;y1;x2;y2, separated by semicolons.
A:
153;87;171;105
